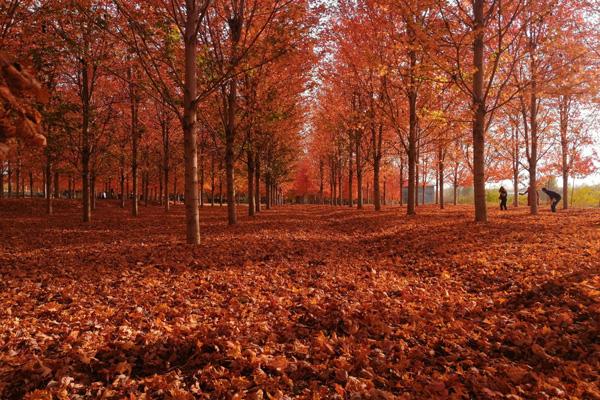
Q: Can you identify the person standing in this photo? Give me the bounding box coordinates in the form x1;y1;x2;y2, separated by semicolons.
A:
499;186;508;210
542;188;562;213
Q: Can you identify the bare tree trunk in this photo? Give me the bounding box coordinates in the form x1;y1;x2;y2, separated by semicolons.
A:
529;79;539;215
265;175;271;210
407;55;417;215
219;170;223;206
472;0;487;222
225;98;237;224
7;161;12;197
210;152;215;206
439;148;445;209
255;155;261;213
46;159;53;215
81;49;92;222
53;171;59;198
91;173;97;210
15;161;20;197
319;158;324;204
29;171;34;198
373;124;382;211
399;156;404;206
348;139;353;207
247;149;255;216
181;2;202;244
120;162;126;209
0;164;4;199
559;95;570;209
200;155;205;207
356;140;363;209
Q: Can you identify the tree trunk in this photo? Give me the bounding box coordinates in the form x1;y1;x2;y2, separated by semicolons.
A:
81;50;92;222
247;149;255;216
559;95;570;209
265;175;271;210
0;164;4;199
399;156;404;206
53;171;59;198
255;155;261;213
29;171;34;198
529;79;539;215
472;0;487;222
46;160;53;215
513;169;519;208
319;159;324;204
439;149;445;209
356;139;363;209
348;139;353;207
219;171;223;206
200;156;205;207
120;164;126;209
91;173;97;210
182;6;201;244
7;161;12;197
15;162;20;197
225;83;237;224
407;53;417;215
210;152;215;206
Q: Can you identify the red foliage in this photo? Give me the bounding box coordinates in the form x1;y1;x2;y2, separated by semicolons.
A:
1;201;598;398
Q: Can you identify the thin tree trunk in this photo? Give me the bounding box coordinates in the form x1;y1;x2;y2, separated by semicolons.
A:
92;173;97;210
472;0;487;222
46;160;53;215
319;159;324;205
559;95;570;209
247;149;255;216
182;4;201;244
439;149;445;209
255;155;261;213
210;152;215;206
200;156;205;207
120;164;126;209
0;164;4;199
7;161;12;197
529;79;539;215
348;139;353;207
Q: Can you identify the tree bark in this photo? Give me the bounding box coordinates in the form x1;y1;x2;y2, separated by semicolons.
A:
53;171;59;198
46;159;53;215
438;148;445;209
81;47;92;222
472;0;488;222
255;155;261;213
182;2;201;244
559;95;570;209
348;137;353;207
528;73;539;215
91;173;97;210
247;149;255;216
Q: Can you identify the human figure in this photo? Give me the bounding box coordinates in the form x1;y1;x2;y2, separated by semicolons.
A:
499;186;508;210
519;186;539;207
542;188;561;213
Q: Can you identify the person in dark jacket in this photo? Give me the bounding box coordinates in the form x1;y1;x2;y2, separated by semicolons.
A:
499;186;508;210
542;188;562;212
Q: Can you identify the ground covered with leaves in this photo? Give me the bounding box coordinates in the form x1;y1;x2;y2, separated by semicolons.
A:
0;200;598;399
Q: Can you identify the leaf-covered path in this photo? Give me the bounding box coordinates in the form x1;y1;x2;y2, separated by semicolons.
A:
1;201;599;399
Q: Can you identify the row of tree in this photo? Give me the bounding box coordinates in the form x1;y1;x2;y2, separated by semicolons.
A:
302;0;598;217
0;0;318;244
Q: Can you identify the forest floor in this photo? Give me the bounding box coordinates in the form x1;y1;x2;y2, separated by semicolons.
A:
0;200;599;399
